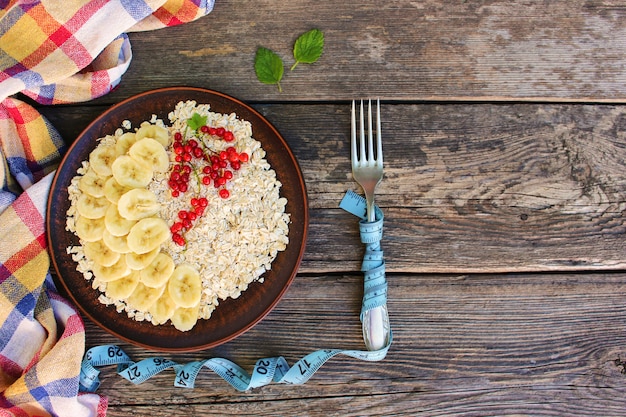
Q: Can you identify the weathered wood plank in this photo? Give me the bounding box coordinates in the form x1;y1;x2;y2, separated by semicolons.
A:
40;102;626;273
77;0;626;104
263;102;626;273
85;272;626;416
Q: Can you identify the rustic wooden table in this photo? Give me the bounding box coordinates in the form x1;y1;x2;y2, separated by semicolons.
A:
39;1;626;416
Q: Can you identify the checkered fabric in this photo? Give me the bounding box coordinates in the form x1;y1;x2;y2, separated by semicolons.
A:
0;1;214;416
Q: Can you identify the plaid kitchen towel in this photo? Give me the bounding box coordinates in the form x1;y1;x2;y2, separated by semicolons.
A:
0;1;214;416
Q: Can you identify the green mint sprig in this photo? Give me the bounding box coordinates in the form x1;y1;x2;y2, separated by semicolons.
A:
186;112;207;131
254;47;285;92
291;29;324;71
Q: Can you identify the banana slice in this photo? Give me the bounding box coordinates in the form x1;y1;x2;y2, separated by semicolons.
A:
83;239;120;267
126;282;165;312
103;176;133;204
125;246;160;270
129;138;169;172
126;217;170;254
74;215;105;242
78;168;107;197
170;304;199;332
104;204;137;237
148;287;177;325
136;123;169;147
76;193;110;219
115;132;138;156
89;144;118;177
168;264;202;308
117;188;160;221
102;229;130;254
111;155;153;188
105;270;140;300
92;256;131;283
140;252;175;288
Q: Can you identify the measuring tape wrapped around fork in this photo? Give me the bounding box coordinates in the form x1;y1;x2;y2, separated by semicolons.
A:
79;190;391;392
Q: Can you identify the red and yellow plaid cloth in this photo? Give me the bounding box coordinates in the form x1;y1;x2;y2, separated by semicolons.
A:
0;1;214;416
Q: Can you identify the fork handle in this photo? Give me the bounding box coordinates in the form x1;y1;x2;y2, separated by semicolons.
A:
361;197;390;351
363;305;391;351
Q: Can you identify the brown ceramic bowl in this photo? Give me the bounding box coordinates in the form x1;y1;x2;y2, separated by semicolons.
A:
47;87;308;352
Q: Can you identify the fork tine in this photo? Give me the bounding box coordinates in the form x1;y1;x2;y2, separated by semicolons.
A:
351;100;357;167
367;99;374;162
359;100;366;164
376;98;383;166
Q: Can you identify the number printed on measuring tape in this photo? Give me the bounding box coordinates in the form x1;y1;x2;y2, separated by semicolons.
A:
119;357;179;384
79;190;392;393
80;345;134;392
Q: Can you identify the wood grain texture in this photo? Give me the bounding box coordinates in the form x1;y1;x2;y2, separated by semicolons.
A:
30;2;626;414
76;0;626;104
84;272;626;416
41;102;626;273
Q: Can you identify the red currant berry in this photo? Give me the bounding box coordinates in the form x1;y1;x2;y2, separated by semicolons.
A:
202;176;211;185
230;161;241;170
198;197;208;207
238;152;249;162
171;222;183;233
174;132;183;141
219;188;230;199
216;127;226;137
200;125;209;133
223;170;233;179
223;131;234;142
172;233;185;246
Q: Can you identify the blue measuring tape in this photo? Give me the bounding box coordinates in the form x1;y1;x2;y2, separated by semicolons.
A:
79;190;392;392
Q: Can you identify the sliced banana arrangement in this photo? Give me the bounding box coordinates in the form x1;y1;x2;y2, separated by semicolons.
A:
66;122;202;332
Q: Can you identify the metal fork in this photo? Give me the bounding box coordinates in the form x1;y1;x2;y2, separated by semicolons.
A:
351;99;390;351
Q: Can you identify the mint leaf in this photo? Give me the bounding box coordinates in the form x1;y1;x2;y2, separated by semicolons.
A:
187;112;207;131
291;28;324;71
254;47;284;92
